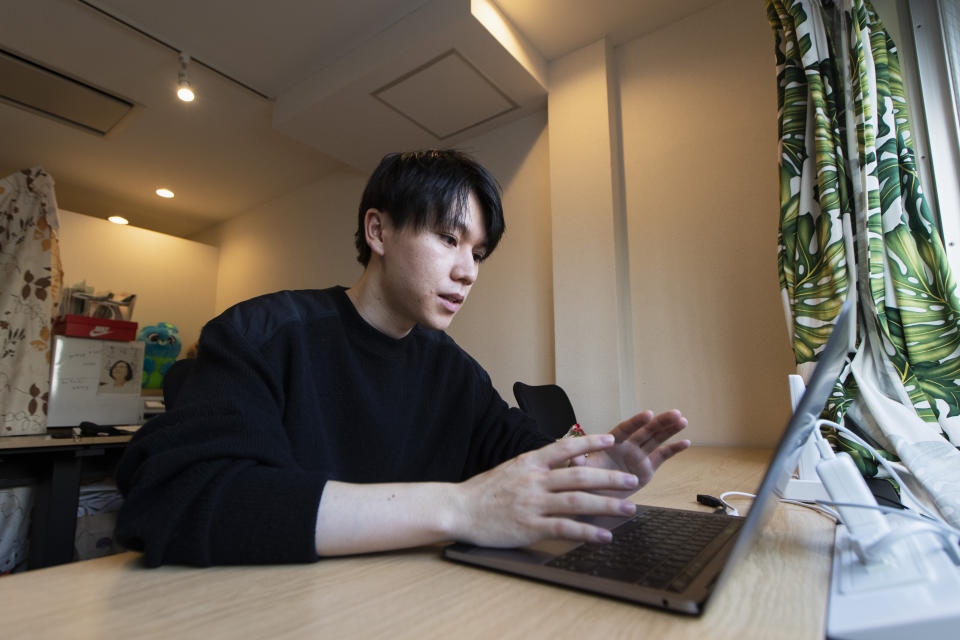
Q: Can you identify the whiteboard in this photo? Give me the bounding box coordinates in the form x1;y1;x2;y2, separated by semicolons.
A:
47;336;145;427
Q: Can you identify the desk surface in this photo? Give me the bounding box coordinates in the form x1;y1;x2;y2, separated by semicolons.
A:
0;428;136;452
0;447;833;640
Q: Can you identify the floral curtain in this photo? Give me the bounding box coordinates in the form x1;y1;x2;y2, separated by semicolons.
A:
0;167;62;435
768;0;960;526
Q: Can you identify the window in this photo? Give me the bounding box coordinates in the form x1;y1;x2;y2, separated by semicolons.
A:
903;0;960;269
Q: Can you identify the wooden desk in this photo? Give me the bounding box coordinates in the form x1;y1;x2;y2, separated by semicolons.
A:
0;429;135;569
0;447;834;639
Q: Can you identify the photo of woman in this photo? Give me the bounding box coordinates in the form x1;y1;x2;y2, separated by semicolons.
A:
108;360;133;387
98;344;142;395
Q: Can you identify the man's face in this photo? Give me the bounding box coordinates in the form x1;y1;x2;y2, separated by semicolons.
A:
379;191;488;335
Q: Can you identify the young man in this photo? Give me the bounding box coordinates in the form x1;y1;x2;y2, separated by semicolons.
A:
115;150;690;566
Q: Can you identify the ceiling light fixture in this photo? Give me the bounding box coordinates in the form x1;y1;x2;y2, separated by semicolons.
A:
76;1;268;99
108;215;129;225
155;188;175;198
176;53;195;102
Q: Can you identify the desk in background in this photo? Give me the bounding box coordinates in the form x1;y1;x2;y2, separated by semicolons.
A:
0;429;135;569
0;447;834;639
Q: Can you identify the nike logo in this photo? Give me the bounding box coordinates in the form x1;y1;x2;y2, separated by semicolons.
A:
88;326;113;338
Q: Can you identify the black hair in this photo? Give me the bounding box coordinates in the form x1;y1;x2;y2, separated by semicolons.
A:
354;150;505;266
110;360;133;381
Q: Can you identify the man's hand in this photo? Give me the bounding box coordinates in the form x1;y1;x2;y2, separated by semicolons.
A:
451;434;641;548
574;410;691;499
315;415;688;556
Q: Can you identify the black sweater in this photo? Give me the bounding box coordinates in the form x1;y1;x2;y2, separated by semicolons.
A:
114;287;549;566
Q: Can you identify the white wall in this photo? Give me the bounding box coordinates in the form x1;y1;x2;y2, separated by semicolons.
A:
546;40;634;432
618;0;795;445
202;111;555;405
58;210;219;354
445;111;555;399
195;167;367;314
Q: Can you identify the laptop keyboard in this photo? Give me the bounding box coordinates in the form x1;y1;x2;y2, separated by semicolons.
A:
546;507;742;592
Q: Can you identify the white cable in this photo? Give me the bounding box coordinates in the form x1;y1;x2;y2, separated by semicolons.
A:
718;489;950;535
828;512;960;564
811;422;958;560
721;491;959;562
816;500;960;537
717;490;840;520
863;521;960;563
718;418;958;535
718;491;755;517
782;499;841;521
815;419;940;521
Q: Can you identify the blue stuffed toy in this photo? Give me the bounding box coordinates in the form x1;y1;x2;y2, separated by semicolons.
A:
137;322;181;388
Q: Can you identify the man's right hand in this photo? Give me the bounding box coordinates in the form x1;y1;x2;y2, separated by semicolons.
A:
316;435;643;556
449;434;641;547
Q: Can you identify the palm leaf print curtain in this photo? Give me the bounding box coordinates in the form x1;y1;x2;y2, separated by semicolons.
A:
768;0;960;526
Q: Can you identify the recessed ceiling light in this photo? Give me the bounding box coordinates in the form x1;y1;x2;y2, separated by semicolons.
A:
155;188;175;198
108;215;129;225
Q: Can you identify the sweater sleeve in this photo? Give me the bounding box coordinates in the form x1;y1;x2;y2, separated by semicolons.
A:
114;318;326;567
459;365;553;480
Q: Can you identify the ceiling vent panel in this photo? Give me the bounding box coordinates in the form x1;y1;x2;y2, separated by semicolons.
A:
373;50;517;139
0;48;134;136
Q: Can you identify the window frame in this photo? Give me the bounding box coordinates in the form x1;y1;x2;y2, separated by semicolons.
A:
900;0;960;267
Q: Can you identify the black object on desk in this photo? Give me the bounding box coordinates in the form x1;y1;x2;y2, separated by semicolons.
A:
47;422;132;438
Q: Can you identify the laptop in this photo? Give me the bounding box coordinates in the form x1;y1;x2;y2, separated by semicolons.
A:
445;299;853;614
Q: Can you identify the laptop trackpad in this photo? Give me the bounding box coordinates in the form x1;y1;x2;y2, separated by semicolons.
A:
460;513;634;564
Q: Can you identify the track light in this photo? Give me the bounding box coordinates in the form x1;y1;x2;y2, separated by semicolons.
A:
177;53;195;102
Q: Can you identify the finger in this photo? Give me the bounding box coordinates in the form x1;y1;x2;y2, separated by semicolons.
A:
609;410;655;442
542;517;615;544
623;412;687;454
619;410;685;440
646;439;692;470
534;433;615;467
543;491;638;519
545;466;640;493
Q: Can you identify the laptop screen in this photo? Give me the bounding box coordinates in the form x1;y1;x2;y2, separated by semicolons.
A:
712;298;853;588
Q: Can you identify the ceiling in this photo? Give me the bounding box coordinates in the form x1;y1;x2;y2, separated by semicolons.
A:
0;0;721;238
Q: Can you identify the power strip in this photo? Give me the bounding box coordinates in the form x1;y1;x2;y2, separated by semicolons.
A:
827;523;960;639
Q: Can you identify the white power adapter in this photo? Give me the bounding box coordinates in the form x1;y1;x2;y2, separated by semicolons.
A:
811;423;960;639
817;452;891;560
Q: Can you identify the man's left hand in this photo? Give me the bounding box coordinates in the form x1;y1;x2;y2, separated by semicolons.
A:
573;410;690;499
